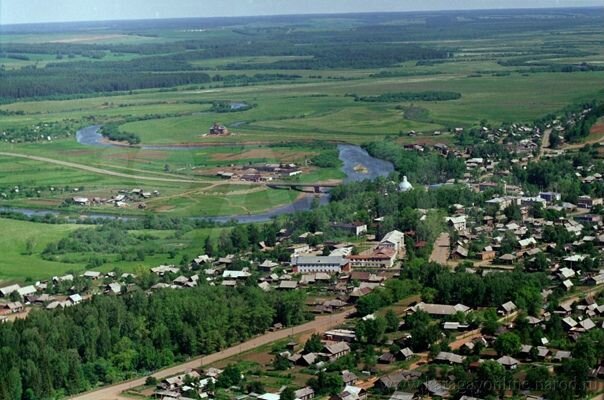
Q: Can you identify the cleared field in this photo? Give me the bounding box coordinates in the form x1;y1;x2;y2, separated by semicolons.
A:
0;217;229;282
0;218;85;283
145;187;303;216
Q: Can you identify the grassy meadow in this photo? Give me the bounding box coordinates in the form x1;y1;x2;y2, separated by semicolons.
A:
0;217;229;283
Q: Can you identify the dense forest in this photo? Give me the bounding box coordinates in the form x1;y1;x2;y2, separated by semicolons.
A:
0;286;307;400
0;68;211;101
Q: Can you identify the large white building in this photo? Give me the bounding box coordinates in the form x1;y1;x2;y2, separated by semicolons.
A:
291;255;350;274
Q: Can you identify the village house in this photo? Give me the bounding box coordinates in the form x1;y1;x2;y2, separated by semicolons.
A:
330;386;367;400
489;196;521;212
446;215;467;231
278;280;298;290
71;196;90;206
17;285;37;298
498;301;518;316
577;195;603;209
83;271;102;280
497;355;520;369
192;255;211;266
332;222;368;237
410;302;471;317
323;342;351;360
324;329;356;342
295;387;315;400
209;122;229;135
434;351;466;365
539;192;561;203
379;230;406;256
3;301;24;314
0;284;21;297
420;380;450;398
389;392;415;400
68;294;82;305
342;370;358;386
151;265;180;276
222;270;251;280
259;260;279;272
375;370;422;392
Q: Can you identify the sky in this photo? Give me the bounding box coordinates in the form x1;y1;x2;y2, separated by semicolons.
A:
0;0;602;25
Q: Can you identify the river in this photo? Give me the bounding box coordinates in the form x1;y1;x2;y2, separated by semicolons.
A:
2;127;394;223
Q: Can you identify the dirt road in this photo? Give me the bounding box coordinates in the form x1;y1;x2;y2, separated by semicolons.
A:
0;151;209;184
70;308;355;400
429;232;450;265
538;128;552;160
0;152;252;185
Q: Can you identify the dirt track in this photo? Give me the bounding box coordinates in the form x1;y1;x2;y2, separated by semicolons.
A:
429;232;450;265
537;128;552;160
70;308;355;400
0;151;208;184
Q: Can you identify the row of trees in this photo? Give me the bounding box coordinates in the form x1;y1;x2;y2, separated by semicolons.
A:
100;124;141;145
564;102;604;142
355;91;461;103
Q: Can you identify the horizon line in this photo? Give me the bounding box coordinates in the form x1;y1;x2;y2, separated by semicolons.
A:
1;4;603;28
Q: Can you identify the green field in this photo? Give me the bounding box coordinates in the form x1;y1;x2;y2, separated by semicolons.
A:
0;217;229;283
0;218;84;283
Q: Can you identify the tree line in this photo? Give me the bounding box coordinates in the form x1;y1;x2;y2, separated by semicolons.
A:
0;67;211;101
354;91;462;103
564;102;604;143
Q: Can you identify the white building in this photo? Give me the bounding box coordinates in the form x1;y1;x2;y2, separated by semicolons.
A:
398;176;413;192
446;215;467;231
291;255;350;274
380;230;405;255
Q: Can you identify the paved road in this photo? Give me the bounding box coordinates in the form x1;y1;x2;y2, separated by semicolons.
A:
70;308;355;400
429;233;450;265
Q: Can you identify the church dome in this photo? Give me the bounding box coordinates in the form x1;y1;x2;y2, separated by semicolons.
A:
399;176;413;192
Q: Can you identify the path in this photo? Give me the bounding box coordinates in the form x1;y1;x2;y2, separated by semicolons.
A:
70;308;355;400
429;233;450;265
0;152;210;184
537;128;552;160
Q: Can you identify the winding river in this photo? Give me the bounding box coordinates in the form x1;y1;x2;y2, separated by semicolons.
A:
3;127;394;223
